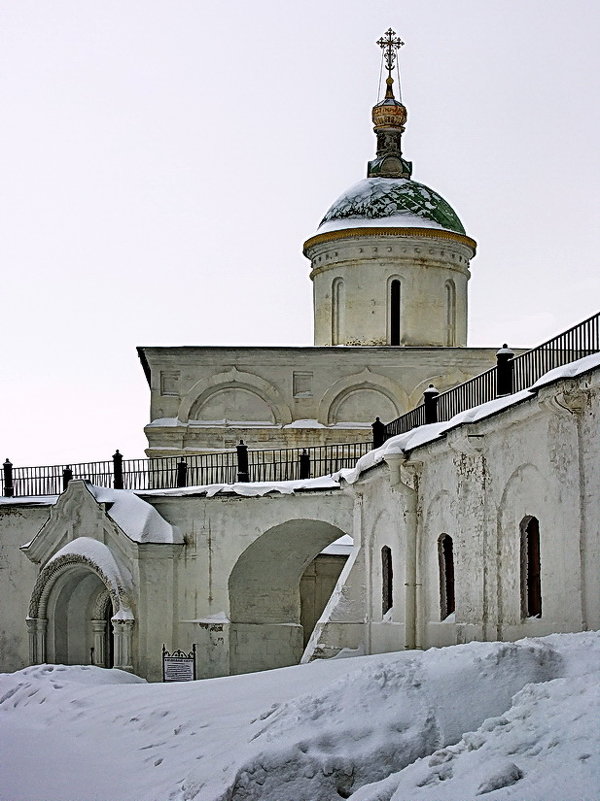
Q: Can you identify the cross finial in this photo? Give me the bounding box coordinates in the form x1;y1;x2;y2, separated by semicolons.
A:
376;28;404;76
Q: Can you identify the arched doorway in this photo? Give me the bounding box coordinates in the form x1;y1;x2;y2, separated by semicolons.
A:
44;566;114;666
27;541;134;671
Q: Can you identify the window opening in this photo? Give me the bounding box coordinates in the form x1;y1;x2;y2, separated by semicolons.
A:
332;278;345;345
390;279;401;345
381;545;393;615
520;516;542;618
446;280;456;346
438;534;455;619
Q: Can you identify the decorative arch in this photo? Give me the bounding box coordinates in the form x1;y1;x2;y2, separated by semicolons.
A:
178;367;292;425
27;540;134;670
497;463;547;630
29;543;131;621
318;368;407;425
407;368;470;409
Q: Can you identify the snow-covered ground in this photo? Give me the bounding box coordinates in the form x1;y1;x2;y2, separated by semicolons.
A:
1;632;598;801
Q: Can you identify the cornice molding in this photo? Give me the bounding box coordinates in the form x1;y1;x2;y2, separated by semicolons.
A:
303;226;477;255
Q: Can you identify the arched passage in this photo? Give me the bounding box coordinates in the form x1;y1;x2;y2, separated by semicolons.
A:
45;566;113;666
228;518;348;673
27;538;134;671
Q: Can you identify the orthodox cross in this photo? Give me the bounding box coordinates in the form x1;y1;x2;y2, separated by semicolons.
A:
376;28;404;76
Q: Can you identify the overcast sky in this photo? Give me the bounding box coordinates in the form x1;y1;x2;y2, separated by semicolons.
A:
1;1;599;466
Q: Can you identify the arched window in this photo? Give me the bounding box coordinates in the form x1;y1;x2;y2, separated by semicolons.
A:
381;545;393;615
445;280;456;346
438;534;455;619
389;279;401;345
520;516;542;618
332;278;345;345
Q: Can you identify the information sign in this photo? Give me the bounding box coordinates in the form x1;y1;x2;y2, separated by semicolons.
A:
162;644;196;682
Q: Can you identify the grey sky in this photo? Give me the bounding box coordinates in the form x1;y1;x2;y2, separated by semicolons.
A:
1;1;598;465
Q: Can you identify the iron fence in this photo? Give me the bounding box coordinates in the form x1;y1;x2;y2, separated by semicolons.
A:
1;441;372;498
4;312;597;498
383;311;600;439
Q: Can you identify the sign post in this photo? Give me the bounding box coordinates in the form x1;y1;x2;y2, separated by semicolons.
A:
162;644;197;682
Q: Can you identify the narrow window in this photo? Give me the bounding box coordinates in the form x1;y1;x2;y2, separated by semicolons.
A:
445;280;456;346
332;278;345;345
390;279;401;345
520;516;542;618
438;534;455;619
381;546;393;615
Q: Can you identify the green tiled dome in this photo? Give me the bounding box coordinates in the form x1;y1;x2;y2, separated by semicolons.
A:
319;177;466;235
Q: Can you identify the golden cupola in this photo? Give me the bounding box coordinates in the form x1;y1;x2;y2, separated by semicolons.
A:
368;29;412;180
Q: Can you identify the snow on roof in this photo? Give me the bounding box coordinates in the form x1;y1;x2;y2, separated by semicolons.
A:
46;536;133;616
0;495;58;506
87;485;181;544
138;475;341;499
316;177;466;236
317;212;447;234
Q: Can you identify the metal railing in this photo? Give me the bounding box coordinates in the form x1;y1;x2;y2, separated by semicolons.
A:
2;440;372;498
3;312;597;498
246;442;372;483
383;311;600;439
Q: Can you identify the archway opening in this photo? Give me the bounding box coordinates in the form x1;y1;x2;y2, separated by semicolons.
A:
45;566;114;667
228;519;349;673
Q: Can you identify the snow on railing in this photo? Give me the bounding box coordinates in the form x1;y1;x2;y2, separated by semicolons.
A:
383;311;600;440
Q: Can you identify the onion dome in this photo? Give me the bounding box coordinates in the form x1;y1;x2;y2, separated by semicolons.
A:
317;177;466;235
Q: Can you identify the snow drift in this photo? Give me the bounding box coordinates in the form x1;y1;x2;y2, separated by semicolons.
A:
0;632;598;801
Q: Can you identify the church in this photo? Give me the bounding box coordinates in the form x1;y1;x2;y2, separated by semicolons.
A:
1;31;598;682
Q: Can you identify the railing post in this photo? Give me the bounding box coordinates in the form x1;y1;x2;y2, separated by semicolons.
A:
299;449;310;479
236;440;249;483
62;466;73;491
176;458;188;488
423;385;440;424
496;344;515;396
372;417;386;448
113;449;123;489
3;459;14;497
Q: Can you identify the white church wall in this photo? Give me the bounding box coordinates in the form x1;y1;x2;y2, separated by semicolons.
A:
139;345;498;456
580;377;600;629
306;365;599;660
354;369;600;654
1;367;597;680
143;490;354;676
0;503;51;672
